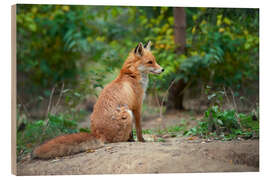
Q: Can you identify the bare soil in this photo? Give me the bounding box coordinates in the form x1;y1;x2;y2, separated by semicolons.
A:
17;111;259;175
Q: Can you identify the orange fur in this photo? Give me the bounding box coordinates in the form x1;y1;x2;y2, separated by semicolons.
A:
32;41;163;159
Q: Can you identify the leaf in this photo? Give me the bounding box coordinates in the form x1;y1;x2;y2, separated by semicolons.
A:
67;41;76;50
217;119;223;125
74;92;81;97
219;28;225;33
192;27;196;34
62;89;70;93
29;21;37;31
208;93;216;100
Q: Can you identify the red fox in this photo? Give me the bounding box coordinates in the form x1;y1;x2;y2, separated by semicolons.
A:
32;41;164;159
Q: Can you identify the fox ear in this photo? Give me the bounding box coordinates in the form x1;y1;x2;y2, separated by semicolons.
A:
134;42;144;57
144;41;152;51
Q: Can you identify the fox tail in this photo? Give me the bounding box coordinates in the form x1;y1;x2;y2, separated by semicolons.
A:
32;132;104;159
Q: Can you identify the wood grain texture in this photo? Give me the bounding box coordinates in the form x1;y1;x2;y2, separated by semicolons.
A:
11;4;17;175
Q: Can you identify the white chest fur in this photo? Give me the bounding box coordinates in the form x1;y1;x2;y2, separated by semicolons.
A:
140;73;149;101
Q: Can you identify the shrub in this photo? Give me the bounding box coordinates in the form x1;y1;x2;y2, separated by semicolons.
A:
184;105;259;140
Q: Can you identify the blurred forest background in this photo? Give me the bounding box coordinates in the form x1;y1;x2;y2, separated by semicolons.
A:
16;5;259;160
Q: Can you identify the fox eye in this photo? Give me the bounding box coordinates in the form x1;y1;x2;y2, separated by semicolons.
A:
147;61;153;64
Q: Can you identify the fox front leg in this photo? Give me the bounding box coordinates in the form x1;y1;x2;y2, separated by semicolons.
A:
133;109;145;142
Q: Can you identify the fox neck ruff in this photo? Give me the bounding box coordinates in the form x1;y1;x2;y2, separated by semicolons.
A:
140;72;149;101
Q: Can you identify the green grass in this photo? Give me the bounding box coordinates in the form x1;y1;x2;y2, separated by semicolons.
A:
140;124;187;138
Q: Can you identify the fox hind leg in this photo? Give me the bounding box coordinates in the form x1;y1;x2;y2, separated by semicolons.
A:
125;108;134;142
112;106;133;142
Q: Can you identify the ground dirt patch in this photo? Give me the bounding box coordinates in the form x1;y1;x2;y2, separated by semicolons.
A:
17;112;259;175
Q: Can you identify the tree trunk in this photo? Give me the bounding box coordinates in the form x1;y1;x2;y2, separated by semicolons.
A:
173;7;186;54
167;79;186;110
166;7;187;111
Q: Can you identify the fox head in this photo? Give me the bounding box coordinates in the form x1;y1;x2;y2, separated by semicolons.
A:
134;41;164;74
122;41;164;76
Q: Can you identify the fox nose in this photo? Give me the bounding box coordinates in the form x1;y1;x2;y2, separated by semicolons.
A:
161;68;165;72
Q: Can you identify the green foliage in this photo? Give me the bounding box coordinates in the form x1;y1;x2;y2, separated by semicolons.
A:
147;8;259;96
183;8;259;89
17;5;259;107
17;5;143;101
79;128;91;133
143;7;183;90
167;125;184;133
185;86;259;140
142;129;154;134
17;113;79;160
157;137;166;142
239;113;259;136
17;5;85;93
185;121;209;137
184;106;259;140
205;106;240;132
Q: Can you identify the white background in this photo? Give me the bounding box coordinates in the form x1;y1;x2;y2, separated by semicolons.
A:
1;0;269;179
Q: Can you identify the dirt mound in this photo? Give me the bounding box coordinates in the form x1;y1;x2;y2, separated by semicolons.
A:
17;112;259;175
17;137;258;175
